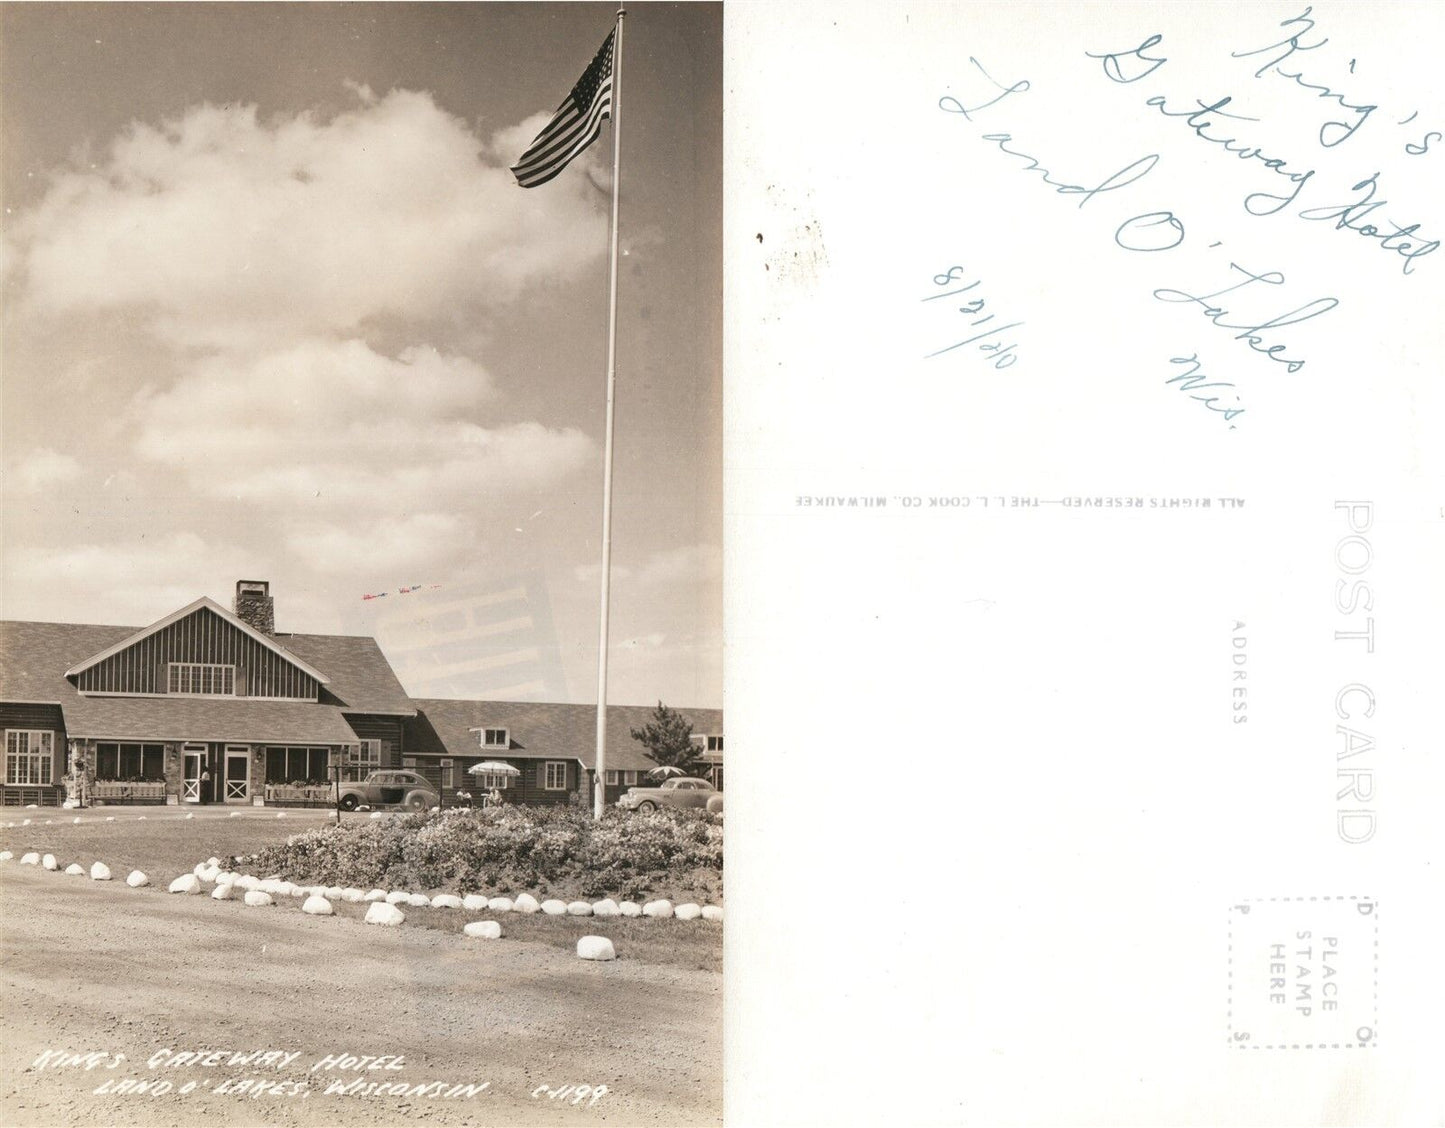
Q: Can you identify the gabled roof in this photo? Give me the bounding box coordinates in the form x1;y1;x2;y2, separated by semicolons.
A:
405;698;724;772
2;617;412;720
62;597;330;685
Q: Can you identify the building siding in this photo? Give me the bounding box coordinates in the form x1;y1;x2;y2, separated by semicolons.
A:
0;702;68;793
76;606;319;700
344;714;405;768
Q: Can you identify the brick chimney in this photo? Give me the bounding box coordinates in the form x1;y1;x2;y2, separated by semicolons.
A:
233;580;275;635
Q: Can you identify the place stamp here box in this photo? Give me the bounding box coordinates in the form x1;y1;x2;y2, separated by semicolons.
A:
1228;898;1377;1050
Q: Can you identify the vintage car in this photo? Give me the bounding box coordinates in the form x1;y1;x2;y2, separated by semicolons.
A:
336;770;438;812
616;776;718;812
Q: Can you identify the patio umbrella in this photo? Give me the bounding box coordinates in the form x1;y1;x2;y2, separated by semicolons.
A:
468;761;521;777
646;765;685;780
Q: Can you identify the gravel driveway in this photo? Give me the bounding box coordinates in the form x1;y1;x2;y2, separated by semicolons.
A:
1;864;722;1126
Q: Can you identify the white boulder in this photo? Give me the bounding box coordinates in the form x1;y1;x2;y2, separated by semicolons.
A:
406;893;431;908
592;899;621;917
566;900;593;916
702;905;723;922
127;871;149;888
370;811;384;819
462;893;489;911
385;891;410;905
106;816;115;822
487;897;514;913
363;888;387;902
169;874;201;894
234;875;261;891
229;811;240;817
42;854;58;870
198;866;220;883
365;902;405;926
302;895;334;916
430;894;463;910
577;935;617;961
619;901;642;917
513;893;540;914
275;812;287;819
212;883;236;900
20;852;40;865
90;862;112;881
73;816;82;824
342;889;366;903
642;899;675;918
65;863;85;876
541;899;568;915
184;813;195;820
243;891;274;907
325;886;344;899
207;858;220;867
21;819;32;826
463;920;502;939
0;851;12;862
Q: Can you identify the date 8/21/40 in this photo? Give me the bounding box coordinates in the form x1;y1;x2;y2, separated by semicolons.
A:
923;265;1021;369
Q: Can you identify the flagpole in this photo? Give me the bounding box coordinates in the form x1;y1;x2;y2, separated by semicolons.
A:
593;7;625;820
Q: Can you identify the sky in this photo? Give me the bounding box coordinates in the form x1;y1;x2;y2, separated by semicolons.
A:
0;2;722;709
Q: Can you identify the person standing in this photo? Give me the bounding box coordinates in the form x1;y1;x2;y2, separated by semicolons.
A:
200;765;211;805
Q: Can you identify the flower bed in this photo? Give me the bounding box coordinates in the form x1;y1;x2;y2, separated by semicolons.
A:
244;804;723;903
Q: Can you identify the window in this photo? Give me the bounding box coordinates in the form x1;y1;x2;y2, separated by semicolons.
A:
402;757;418;768
341;740;382;782
440;759;454;789
475;770;512;790
605;770;619;785
5;730;54;785
168;663;235;696
624;770;638;786
95;742;164;781
707;735;724;752
479;728;509;749
264;747;329;784
543;761;568;790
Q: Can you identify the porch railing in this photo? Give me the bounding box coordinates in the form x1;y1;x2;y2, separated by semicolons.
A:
92;781;167;805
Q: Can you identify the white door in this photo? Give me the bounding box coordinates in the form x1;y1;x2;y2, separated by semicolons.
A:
182;752;202;802
224;747;249;803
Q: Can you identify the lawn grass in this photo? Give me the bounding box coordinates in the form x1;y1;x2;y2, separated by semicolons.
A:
0;809;723;973
0;808;340;880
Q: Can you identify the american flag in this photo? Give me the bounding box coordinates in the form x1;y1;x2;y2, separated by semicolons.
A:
510;30;615;188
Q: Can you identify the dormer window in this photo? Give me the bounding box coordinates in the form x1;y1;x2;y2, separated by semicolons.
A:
168;663;235;696
479;728;509;750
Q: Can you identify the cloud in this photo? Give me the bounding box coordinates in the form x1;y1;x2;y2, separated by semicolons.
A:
9;449;82;493
285;514;469;576
3;533;266;625
131;337;595;511
574;545;721;587
7;90;609;347
636;544;722;585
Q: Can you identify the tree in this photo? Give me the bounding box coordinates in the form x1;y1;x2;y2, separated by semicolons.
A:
629;701;702;773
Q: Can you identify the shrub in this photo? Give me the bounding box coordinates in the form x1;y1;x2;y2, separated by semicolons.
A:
243;804;722;901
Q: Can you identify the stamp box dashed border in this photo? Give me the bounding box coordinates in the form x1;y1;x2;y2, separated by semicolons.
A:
1227;896;1378;1050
